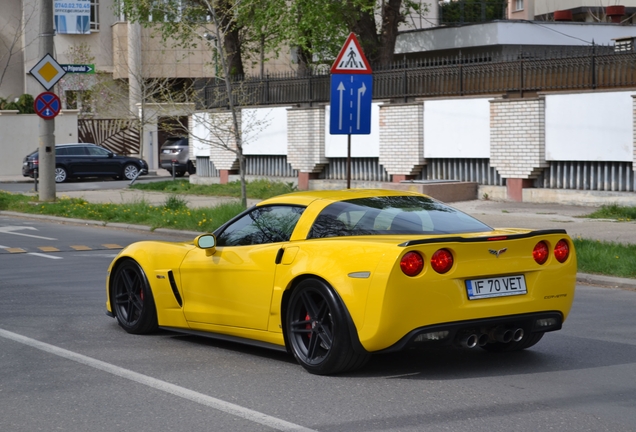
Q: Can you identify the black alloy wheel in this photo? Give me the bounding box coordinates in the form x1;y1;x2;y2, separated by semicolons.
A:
110;259;158;334
286;278;369;375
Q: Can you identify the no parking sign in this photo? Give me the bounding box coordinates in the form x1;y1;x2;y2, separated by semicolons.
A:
34;92;61;120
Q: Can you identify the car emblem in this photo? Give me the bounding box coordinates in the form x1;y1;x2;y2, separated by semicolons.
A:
488;248;508;258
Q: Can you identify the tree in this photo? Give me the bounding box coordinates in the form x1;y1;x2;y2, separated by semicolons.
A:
439;0;506;25
241;0;427;72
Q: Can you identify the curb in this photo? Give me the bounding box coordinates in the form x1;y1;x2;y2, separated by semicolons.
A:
2;210;635;290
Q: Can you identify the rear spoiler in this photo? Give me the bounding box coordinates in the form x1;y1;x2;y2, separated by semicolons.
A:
399;229;568;247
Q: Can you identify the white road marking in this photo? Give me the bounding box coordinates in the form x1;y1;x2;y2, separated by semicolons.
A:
27;253;63;260
0;328;316;432
0;226;57;240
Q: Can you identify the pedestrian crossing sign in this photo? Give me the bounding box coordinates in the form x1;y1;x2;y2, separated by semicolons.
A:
331;33;372;74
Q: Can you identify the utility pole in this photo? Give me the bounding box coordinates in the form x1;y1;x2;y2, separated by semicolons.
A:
38;0;56;201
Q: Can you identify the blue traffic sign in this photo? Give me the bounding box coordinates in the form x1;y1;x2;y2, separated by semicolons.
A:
34;92;61;120
329;74;373;135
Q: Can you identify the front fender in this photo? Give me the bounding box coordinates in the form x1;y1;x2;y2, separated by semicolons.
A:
106;240;196;328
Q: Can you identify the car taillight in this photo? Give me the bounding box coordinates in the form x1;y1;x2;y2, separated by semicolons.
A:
533;241;549;264
400;251;424;277
431;249;453;274
554;239;570;263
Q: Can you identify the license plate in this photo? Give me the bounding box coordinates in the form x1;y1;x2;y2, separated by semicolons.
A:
466;275;527;300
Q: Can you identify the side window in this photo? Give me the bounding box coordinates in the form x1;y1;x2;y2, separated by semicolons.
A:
67;146;87;156
86;146;109;156
216;206;304;246
56;147;70;156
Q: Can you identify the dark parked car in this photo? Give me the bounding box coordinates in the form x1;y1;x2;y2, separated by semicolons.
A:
22;143;148;183
159;137;195;177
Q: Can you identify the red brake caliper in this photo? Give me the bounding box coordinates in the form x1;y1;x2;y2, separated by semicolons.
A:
305;314;312;339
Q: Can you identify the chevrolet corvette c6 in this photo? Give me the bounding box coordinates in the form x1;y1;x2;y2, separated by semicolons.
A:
106;189;576;375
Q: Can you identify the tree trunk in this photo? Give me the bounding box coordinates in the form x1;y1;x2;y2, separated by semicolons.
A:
378;0;404;66
216;0;244;77
345;0;405;67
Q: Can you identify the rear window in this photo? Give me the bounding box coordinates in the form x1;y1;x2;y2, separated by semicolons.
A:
308;196;492;239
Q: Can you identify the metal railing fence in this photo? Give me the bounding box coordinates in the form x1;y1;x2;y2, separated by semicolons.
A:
203;45;632;108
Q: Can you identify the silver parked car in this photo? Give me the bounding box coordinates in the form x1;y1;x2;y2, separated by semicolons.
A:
159;137;195;177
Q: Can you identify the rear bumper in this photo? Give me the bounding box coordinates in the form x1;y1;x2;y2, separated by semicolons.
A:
160;161;188;171
377;311;563;353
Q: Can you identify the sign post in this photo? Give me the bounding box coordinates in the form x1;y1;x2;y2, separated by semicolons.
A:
329;33;373;188
32;0;59;202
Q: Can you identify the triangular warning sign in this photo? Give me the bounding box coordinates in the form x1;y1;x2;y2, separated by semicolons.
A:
331;33;372;74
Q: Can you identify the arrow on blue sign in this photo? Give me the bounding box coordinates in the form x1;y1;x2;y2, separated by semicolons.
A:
329;74;372;135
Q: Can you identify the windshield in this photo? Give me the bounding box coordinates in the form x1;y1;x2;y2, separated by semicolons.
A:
308;196;492;239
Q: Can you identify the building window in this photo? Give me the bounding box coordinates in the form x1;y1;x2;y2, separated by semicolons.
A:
515;0;523;11
91;0;99;30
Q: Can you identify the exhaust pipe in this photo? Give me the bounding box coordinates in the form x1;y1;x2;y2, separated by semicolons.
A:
512;328;524;342
477;333;489;346
493;326;513;343
458;333;479;349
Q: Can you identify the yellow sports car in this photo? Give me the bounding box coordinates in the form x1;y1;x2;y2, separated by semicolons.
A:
106;189;576;375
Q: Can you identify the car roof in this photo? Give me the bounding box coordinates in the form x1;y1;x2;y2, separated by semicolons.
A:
56;143;96;146
258;188;426;207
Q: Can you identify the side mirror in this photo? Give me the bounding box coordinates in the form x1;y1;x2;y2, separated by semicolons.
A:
195;233;216;254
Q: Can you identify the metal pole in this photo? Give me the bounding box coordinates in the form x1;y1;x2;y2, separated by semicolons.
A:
347;134;351;189
38;0;56;202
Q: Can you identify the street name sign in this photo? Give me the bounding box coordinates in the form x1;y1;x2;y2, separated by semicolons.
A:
60;64;95;74
329;33;373;135
34;92;61;120
29;54;66;91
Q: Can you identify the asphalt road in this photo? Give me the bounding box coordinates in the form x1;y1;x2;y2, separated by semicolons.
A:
1;215;636;431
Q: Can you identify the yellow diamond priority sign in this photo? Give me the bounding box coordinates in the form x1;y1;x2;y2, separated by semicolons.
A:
29;54;66;91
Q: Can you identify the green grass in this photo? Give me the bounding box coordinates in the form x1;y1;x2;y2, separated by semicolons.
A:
584;204;636;222
0;190;244;232
131;178;297;200
573;238;636;279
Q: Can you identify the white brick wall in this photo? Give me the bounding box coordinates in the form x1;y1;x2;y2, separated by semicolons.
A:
208;111;240;171
287;106;327;172
379;103;425;176
490;97;548;178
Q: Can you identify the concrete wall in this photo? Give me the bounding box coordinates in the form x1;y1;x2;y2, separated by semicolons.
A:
0;111;78;176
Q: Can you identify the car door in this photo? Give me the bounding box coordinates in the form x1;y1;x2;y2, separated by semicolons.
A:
85;145;118;175
62;145;89;175
180;205;304;330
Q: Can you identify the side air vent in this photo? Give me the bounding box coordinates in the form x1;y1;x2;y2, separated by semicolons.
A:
167;270;183;307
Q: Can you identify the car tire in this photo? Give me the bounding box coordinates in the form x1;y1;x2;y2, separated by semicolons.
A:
480;331;544;353
110;259;158;335
123;163;139;180
55;166;68;183
286;278;370;375
175;171;185;177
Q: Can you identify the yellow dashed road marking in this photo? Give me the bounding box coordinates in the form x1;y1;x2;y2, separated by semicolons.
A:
38;246;60;252
70;245;92;251
6;248;26;253
103;244;123;249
